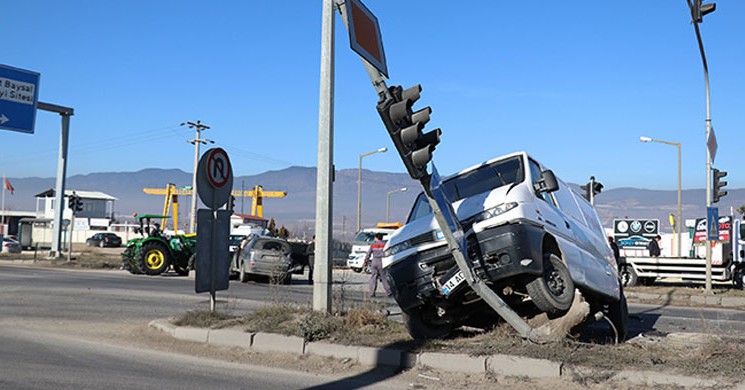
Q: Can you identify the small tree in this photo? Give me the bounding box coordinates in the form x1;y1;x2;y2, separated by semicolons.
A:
738;205;745;218
278;226;289;239
268;218;278;236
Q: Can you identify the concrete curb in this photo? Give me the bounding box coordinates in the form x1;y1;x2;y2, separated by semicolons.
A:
149;320;729;387
625;291;745;310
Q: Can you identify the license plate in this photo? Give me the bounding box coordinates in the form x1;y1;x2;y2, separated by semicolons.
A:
441;271;465;295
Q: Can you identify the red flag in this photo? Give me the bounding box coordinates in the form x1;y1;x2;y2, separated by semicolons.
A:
4;178;14;195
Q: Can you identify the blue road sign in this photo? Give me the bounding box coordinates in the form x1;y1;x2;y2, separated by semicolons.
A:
0;64;40;134
707;207;719;241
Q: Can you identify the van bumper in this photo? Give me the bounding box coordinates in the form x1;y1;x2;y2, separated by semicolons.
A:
387;221;545;311
467;221;544;282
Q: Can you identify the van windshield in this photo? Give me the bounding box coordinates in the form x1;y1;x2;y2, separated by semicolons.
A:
407;156;524;222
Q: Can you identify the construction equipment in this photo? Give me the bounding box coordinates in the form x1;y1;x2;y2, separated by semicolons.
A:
143;184;287;221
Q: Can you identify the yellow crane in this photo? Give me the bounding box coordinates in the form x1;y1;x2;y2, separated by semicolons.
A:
142;184;287;225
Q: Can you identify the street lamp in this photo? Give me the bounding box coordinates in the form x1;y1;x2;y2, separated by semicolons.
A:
386;187;407;223
181;120;213;234
640;136;682;257
357;147;387;232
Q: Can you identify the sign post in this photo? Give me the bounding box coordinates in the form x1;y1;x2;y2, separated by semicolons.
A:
195;147;233;312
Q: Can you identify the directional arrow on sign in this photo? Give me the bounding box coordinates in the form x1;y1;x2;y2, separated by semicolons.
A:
0;114;8;125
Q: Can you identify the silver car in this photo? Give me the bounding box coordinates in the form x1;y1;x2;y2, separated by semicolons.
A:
232;236;292;284
1;237;22;254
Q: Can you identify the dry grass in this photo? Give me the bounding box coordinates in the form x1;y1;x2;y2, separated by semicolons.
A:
627;280;745;297
169;304;410;347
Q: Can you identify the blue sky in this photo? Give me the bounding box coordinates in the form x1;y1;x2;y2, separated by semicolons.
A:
0;1;742;191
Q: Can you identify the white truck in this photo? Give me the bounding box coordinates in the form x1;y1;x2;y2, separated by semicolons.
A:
346;223;401;273
618;216;745;288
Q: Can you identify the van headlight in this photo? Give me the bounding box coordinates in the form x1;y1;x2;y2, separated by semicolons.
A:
384;240;411;257
465;202;518;227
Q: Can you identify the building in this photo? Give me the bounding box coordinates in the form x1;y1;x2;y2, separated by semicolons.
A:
16;189;120;248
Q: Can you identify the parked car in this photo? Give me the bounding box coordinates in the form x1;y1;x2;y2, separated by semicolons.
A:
231;236;292;284
1;237;22;254
86;233;122;248
383;151;627;340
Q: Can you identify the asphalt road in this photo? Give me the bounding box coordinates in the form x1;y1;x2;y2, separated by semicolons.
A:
0;328;353;390
2;264;745;389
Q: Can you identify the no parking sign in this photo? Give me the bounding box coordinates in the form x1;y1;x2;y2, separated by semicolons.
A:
197;147;233;210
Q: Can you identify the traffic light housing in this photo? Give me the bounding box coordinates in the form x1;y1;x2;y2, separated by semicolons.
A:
713;168;727;203
691;0;716;23
68;193;83;214
227;195;235;211
580;176;603;202
377;84;441;181
74;195;83;213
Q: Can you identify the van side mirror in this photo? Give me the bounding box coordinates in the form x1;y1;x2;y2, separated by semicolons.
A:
536;170;559;193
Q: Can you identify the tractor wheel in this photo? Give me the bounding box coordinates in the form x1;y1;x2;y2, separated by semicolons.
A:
136;241;171;275
526;253;574;316
174;261;189;276
188;254;196;271
121;247;142;274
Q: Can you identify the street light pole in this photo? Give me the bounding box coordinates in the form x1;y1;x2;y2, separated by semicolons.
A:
357;147;387;232
386;187;407;223
181;120;212;234
640;136;682;257
687;0;716;294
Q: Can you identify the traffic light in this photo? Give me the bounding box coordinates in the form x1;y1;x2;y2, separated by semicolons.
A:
377;84;441;181
74;195;83;213
68;195;76;210
713;168;727;203
580;176;603;203
227;195;235;211
691;0;716;23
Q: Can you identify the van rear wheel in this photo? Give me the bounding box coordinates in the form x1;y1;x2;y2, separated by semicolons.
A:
606;288;629;342
526;253;574;316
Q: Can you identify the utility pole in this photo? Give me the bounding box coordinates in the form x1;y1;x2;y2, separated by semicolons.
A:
181;120;212;234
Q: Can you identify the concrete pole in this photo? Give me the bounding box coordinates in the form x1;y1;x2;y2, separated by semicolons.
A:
37;102;74;258
182;120;211;234
313;0;335;313
677;143;682;258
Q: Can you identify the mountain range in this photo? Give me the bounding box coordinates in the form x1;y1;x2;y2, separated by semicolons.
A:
2;167;743;240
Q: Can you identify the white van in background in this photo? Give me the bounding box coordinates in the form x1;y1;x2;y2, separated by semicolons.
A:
346;223;401;273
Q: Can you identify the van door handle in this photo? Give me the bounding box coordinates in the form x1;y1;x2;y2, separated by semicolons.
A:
565;221;570;229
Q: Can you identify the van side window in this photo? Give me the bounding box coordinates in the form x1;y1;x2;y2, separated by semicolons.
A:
575;195;604;234
528;159;544;200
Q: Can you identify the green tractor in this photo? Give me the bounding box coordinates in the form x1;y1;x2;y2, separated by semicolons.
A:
121;214;197;276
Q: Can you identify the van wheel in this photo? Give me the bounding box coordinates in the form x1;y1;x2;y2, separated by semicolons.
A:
403;308;453;340
352;267;362;273
526;253;574;315
605;285;629;342
620;264;638;287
